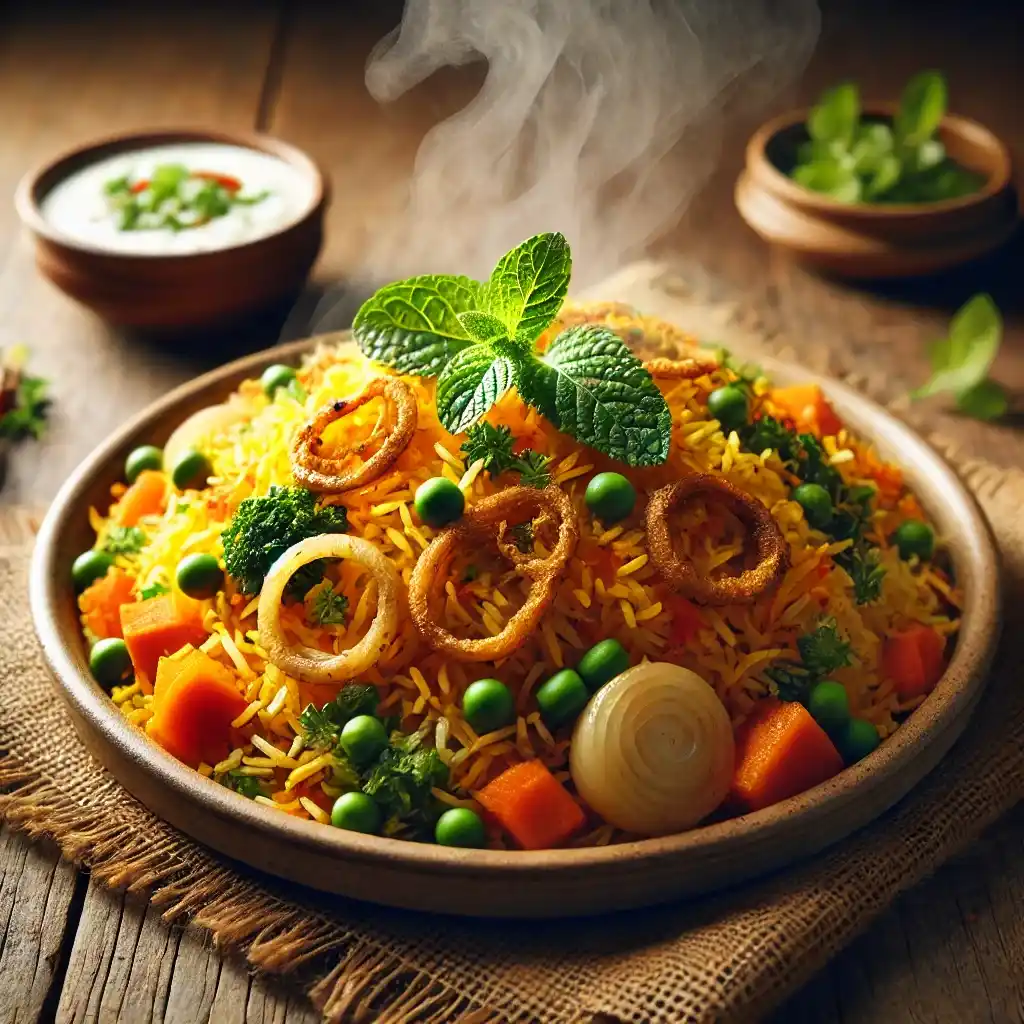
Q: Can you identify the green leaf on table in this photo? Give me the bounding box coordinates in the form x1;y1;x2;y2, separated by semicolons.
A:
353;275;482;376
912;293;1002;400
807;82;860;145
457;310;510;345
793;161;863;203
955;379;1008;421
483;232;571;343
894;71;947;146
435;344;516;435
518;325;671;466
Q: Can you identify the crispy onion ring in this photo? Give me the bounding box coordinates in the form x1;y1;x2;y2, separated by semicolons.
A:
257;534;398;684
290;377;417;494
409;486;579;662
645;474;789;606
643;355;720;380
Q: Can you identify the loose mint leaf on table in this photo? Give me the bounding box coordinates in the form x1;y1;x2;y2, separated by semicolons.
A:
894;70;947;146
912;293;1001;400
519;325;672;467
353;275;482;376
435;345;516;435
955;379;1008;421
807;82;860;145
484;231;571;342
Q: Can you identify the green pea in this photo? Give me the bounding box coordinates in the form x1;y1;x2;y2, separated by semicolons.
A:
89;637;132;688
462;678;515;734
806;680;850;732
584;472;637;523
577;639;630;692
124;445;163;484
339;715;389;764
434;807;487;848
330;791;381;833
892;520;934;561
72;550;114;592
536;669;589;728
834;717;881;765
171;449;212;490
175;553;223;599
707;385;749;432
414;477;465;528
792;482;834;529
260;364;297;398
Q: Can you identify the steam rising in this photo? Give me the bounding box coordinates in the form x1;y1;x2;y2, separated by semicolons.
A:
312;0;819;330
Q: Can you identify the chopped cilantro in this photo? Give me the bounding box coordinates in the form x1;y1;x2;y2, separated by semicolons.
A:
140;582;170;600
222;770;264;799
101;525;146;555
514;448;553;489
308;582;349;626
461;422;517;476
298;684;380;750
766;618;853;703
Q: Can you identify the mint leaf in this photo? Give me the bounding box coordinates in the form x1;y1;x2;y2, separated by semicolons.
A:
895;71;946;146
520;325;671;466
457;310;508;344
436;346;516;435
484;232;571;342
912;293;1001;399
807;83;859;145
793;161;862;202
353;275;481;376
956;379;1008;421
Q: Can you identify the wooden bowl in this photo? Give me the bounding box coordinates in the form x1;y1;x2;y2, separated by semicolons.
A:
15;128;328;328
29;335;1001;918
735;106;1018;278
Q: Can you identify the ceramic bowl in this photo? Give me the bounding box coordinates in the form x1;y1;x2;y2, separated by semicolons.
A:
29;335;1001;918
735;105;1018;278
15;128;328;329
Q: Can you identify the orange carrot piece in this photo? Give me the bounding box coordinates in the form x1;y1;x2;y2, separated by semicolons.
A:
477;760;586;850
882;625;946;700
770;384;843;438
120;594;208;690
78;569;136;639
147;648;248;767
115;470;168;526
730;699;844;813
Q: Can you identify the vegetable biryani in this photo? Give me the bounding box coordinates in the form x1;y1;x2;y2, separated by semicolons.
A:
74;232;959;850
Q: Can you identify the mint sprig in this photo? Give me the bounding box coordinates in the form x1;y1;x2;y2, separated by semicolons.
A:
352;232;671;467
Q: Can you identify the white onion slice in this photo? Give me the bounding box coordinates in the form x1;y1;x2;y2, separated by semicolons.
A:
570;662;735;836
257;533;398;684
164;396;252;471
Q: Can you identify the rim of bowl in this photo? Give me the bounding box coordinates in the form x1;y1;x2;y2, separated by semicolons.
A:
14;127;329;260
747;104;1014;218
29;334;1002;879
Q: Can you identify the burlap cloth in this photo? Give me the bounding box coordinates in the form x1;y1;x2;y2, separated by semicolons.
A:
1;265;1021;1024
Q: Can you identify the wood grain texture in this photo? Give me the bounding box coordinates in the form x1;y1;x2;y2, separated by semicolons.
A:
0;827;82;1024
55;881;317;1024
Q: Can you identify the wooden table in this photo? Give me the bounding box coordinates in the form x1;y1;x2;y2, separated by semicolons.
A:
1;2;1021;1021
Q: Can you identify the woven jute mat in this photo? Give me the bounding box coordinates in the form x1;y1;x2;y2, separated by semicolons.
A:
1;264;1022;1024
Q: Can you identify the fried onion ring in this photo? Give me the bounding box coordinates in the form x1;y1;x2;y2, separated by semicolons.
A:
645;474;789;606
290;377;417;494
644;355;720;380
409;486;579;662
258;533;399;683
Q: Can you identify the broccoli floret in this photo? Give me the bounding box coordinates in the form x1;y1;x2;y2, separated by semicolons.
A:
221;486;347;595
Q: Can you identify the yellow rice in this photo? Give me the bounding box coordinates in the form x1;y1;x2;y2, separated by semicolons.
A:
84;303;959;844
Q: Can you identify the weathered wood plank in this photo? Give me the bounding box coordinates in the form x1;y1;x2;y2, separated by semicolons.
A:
0;826;81;1024
55;878;317;1024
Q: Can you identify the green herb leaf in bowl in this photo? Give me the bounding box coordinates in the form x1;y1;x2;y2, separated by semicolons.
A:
793;161;862;202
894;70;948;147
807;83;860;145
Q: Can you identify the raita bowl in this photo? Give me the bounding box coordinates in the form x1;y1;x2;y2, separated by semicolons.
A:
15;127;328;329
